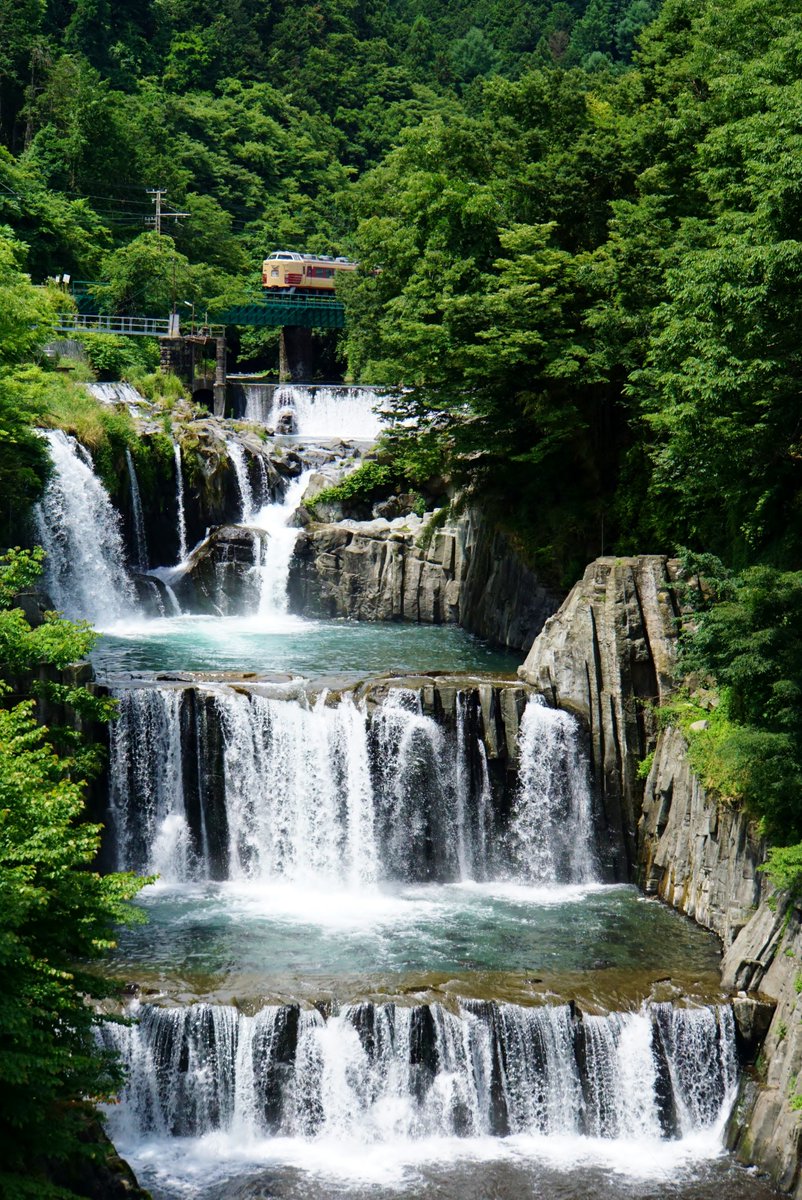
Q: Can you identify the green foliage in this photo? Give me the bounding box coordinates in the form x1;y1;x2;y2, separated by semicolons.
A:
97;233;198;317
0;550;147;1195
0;701;144;1196
307;461;393;512
760;845;802;900
40;375;136;458
636;750;654;779
0;547;45;607
342;72;633;580
416;503;452;551
127;370;186;405
0;231;68;542
679;563;802;845
74;332;159;379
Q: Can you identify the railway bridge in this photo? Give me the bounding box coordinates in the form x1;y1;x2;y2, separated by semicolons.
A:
56;287;347;411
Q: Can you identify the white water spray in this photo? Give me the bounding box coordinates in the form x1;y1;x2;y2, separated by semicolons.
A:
34;429;135;626
173;441;188;563
104;1000;738;1146
224;436;257;523
107;685;502;885
510;696;599;884
245;384;385;441
124;447;149;572
253;470;313;616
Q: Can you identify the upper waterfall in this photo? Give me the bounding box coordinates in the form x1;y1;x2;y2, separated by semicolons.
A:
253;469;314;617
244;384;385;440
34;429;136;626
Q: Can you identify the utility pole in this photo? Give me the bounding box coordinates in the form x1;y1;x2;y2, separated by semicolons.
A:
145;188;190;234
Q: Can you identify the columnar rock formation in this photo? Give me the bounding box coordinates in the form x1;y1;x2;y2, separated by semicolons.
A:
518;552;801;1196
518;555;681;869
289;509;560;651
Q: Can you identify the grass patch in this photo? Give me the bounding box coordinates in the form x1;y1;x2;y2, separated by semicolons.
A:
40;375;136;453
305;461;393;514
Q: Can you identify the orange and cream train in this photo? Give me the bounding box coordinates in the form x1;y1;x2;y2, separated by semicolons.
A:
261;250;357;294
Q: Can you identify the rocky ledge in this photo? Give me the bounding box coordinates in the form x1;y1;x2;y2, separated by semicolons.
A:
518;552;801;1195
289;508;560;650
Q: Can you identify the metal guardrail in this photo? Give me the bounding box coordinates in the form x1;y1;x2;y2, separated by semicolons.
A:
55;313;173;337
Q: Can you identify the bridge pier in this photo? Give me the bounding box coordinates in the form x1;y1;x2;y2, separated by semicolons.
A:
281;326;316;381
214;337;227;417
160;334;227;413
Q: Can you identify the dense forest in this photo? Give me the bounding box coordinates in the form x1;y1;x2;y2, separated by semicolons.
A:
3;0;802;1192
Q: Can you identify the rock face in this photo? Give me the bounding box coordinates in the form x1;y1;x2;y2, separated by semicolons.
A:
289;516;463;624
518;555;681;867
50;1119;152;1200
172;525;262;615
457;512;559;651
289;509;560;649
723;901;802;1195
639;725;765;947
517;552;802;1195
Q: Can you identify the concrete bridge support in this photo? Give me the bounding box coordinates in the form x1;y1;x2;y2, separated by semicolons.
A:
160;334;227;415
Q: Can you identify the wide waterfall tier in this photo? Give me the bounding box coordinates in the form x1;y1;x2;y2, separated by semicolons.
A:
34;428;136;625
103;999;737;1145
106;686;609;886
242;383;385;440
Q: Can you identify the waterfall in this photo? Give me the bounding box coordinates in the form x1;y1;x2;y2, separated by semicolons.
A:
124;448;149;572
247;384;384;441
509;696;599;884
108;687;197;880
215;689;378;886
242;384;272;424
371;689;483;882
106;685;503;885
225;437;256;523
253;470;312;616
173;441;188;563
103;1000;738;1145
87;381;149;410
34;429;135;626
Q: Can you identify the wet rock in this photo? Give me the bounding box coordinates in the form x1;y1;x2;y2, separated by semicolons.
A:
732;996;777;1062
519;555;682;874
289;508;559;646
50;1117;151;1200
132;572;173;617
11;588;53;626
171;524;264;615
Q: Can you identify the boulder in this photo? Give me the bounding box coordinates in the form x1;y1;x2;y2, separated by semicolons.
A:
171;524;264;615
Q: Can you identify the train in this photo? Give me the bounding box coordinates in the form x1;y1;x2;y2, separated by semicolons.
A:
261;250;357;294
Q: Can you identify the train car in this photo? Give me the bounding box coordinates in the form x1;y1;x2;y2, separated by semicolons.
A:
261;250;357;293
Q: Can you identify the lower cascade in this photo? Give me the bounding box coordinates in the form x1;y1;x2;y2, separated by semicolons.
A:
107;687;602;886
104;1000;737;1145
